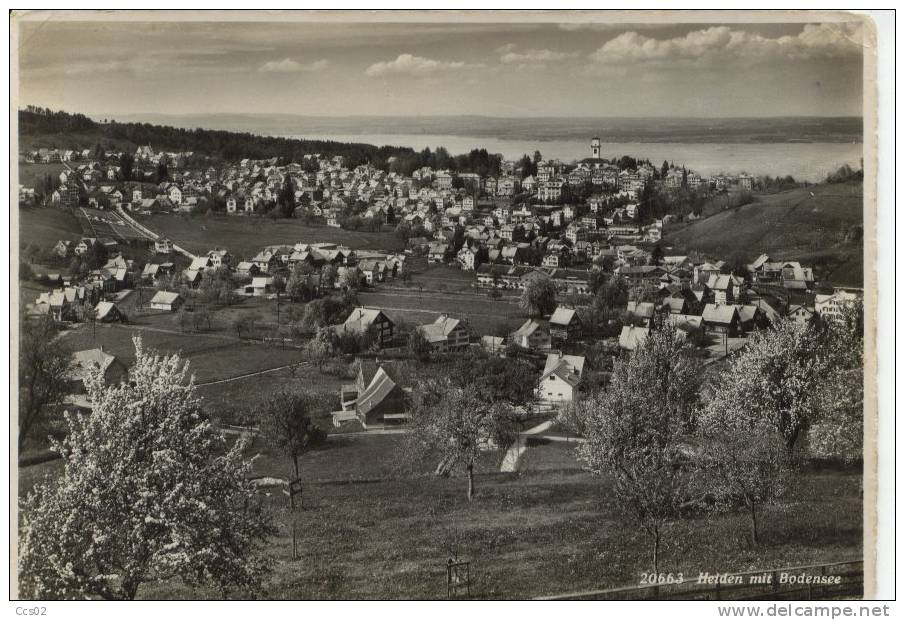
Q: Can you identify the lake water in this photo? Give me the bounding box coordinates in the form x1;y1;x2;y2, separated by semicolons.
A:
288;133;863;183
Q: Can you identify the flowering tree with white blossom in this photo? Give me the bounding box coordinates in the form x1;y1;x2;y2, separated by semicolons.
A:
18;337;274;600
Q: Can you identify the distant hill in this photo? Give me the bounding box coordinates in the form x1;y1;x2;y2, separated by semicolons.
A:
664;182;864;287
18;107;418;167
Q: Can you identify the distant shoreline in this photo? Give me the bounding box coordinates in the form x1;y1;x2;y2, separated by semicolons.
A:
109;113;863;146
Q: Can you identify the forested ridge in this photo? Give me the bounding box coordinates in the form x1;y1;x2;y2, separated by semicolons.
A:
19;107;502;175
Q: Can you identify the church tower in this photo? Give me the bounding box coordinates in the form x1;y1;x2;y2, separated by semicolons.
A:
591;136;601;159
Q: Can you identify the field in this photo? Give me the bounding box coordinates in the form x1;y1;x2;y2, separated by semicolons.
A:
74;207;152;243
358;288;522;335
665;183;864;286
16;162;68;189
124;435;870;599
133;212;407;257
17;206;83;250
17;434;861;600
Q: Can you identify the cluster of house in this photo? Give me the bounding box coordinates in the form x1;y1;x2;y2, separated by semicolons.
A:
27;245;137;321
329;306;585;429
29;145;196;209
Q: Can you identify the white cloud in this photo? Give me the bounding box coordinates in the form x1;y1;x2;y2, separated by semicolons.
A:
495;43;517;54
259;58;329;73
365;54;483;77
500;48;579;64
590;24;862;66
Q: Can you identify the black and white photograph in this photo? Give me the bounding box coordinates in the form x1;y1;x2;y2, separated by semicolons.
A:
8;9;892;608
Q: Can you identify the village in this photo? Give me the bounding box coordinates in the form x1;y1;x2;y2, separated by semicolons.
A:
17;127;865;602
12;7;877;602
20;136;863;433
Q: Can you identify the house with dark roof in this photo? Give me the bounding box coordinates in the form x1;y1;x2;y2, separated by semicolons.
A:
548;306;582;341
337;359;411;429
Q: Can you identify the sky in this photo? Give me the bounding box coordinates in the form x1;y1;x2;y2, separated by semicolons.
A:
16;17;865;118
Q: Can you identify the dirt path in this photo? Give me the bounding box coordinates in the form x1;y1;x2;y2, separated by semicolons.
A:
195;361;310;386
500;420;554;473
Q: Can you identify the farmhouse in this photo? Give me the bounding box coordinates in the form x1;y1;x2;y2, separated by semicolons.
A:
94;301;124;323
149;290;183;312
618;325;649;351
342;307;395;346
416;315;470;352
548;306;582;341
511;319;552;351
625;301;656;328
815;289;860;324
702;303;741;336
67;348;128;394
338;360;411;429
788;304;816;326
154;237;173;254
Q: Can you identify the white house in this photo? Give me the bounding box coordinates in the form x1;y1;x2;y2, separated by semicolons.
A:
536;352;585;404
149;291;183;312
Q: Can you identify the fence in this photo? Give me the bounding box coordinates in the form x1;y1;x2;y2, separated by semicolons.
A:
535;560;863;601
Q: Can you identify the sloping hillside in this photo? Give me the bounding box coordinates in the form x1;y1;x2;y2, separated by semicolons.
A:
664;182;864;286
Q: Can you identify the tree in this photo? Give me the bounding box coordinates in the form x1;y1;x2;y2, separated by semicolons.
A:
18;315;71;450
93;142;106;161
407;323;432;362
119;153;134;182
257;391;327;484
233;312;260;340
698;388;788;545
277;175;297;219
709;319;825;457
18;337;273;599
649;244;664;266
591;275;628;328
338;266;362;291
320;264;338;291
286;263;314;301
574;326;701;572
807;304;864;463
156;159;169;184
519;272;557;318
405;379;517;501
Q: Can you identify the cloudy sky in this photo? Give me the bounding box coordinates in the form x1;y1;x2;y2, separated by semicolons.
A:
17;18;864;118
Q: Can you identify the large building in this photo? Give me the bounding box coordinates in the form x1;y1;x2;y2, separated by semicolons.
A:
591;136;601;159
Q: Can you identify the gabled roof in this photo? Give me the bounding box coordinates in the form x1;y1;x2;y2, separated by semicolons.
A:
626;301;655;319
549;306;579;327
513;319;545;339
150;290;181;305
94;301;118;320
540;353;585;387
619;326;649;351
69;349;119;382
702;303;740;325
189;256;213;271
417;315;464;343
665;314;703;332
344;307;390;333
